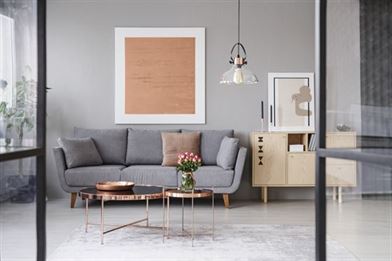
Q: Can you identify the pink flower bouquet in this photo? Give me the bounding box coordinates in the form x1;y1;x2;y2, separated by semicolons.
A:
176;152;202;173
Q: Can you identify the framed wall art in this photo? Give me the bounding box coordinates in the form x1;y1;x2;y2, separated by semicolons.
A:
115;27;205;124
268;73;315;132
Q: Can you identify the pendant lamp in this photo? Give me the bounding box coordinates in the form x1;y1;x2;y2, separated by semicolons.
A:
220;0;259;85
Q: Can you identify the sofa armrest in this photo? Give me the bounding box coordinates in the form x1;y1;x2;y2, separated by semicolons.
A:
52;147;71;192
228;146;247;194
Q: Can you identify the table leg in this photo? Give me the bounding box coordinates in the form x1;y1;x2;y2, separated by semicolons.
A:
212;189;215;240
167;196;170;238
146;198;149;227
162;187;165;243
85;198;89;233
182;197;184;232
192;189;194;247
100;199;104;245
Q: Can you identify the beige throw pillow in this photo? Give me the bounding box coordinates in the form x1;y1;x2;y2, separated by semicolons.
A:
161;132;200;166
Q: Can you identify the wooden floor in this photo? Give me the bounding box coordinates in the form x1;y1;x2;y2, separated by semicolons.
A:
0;197;391;261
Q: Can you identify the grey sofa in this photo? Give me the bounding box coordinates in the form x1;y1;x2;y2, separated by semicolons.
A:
53;128;247;208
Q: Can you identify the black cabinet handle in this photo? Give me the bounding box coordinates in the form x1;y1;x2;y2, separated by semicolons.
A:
270;105;273;124
261;101;264;120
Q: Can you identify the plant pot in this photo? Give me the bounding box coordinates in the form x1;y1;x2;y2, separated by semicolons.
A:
181;171;195;192
8;175;36;203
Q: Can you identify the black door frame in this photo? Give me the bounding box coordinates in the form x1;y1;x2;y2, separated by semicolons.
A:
0;0;47;260
37;0;47;260
315;0;327;260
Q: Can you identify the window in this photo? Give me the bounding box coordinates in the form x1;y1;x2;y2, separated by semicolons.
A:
0;14;15;106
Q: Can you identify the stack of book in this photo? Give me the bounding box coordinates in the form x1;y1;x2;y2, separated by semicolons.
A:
308;134;317;151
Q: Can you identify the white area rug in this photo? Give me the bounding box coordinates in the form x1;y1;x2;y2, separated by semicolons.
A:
49;224;357;261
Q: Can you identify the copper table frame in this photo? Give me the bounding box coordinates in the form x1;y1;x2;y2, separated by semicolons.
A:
79;186;164;245
163;188;214;246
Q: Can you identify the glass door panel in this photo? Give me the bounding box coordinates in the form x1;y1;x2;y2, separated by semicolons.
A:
325;0;392;260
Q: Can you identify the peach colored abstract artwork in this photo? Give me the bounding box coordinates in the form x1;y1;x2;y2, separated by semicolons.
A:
124;37;195;114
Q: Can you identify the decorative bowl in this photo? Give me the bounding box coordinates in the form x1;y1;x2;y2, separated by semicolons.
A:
96;181;135;191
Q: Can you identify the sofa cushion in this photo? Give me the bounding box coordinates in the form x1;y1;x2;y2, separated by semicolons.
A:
182;129;234;165
161;132;200;166
216;136;239;170
57;137;103;168
178;166;234;187
121;165;177;187
126;129;179;165
74;127;128;165
65;165;124;186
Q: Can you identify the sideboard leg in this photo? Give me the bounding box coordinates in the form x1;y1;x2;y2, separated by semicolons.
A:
260;188;263;202
338;186;343;204
332;187;337;201
262;187;268;203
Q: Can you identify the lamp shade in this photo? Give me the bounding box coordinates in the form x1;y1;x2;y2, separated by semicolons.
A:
220;64;259;85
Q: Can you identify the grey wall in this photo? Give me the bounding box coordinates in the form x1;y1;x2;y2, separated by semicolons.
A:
46;0;315;200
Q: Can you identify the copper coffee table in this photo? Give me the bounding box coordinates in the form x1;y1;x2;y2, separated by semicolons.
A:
79;185;164;244
164;189;214;246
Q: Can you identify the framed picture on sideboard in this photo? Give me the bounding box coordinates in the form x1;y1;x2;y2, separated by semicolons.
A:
268;72;315;132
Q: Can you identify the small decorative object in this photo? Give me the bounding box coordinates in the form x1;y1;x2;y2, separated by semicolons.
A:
177;152;202;192
289;144;304;152
220;0;258;86
96;181;135;191
115;27;205;124
336;124;351;132
268;73;315;132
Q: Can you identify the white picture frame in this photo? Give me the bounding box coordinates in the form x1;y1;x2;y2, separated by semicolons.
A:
114;27;205;124
268;73;315;132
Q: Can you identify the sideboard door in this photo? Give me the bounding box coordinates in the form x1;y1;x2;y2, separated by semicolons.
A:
253;133;287;186
326;132;357;187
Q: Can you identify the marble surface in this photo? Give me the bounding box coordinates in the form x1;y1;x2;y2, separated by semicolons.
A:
0;198;391;260
48;224;356;261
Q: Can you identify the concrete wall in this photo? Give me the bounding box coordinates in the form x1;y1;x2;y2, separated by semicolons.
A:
46;0;315;200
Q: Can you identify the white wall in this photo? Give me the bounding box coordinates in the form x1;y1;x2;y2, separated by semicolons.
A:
46;0;315;200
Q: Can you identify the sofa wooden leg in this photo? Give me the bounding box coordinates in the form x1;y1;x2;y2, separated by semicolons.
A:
70;192;77;208
223;194;230;208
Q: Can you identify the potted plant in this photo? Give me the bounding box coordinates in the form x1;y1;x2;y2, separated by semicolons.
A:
0;74;35;146
0;72;36;203
176;152;202;192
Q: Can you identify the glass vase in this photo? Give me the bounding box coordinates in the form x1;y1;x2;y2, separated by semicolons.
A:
181;171;195;192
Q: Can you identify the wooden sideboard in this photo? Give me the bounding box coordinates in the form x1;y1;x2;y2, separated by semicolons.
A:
251;132;357;203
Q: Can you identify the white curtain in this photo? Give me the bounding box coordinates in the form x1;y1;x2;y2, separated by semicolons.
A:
0;14;15;106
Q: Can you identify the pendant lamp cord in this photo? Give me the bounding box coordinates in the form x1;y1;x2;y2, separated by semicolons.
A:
237;0;240;56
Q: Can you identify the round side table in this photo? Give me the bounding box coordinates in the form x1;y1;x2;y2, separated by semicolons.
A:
163;189;214;246
79;185;164;245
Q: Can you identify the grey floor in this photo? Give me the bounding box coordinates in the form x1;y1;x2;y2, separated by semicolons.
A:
0;197;391;261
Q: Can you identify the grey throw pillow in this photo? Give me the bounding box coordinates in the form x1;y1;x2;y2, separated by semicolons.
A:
57;137;103;168
216;136;239;170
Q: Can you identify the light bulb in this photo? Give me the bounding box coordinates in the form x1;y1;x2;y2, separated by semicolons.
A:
233;68;244;84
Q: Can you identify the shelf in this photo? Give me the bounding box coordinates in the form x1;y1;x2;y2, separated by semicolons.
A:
0;146;44;162
317;148;392;167
287;133;309;152
287;151;315;154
